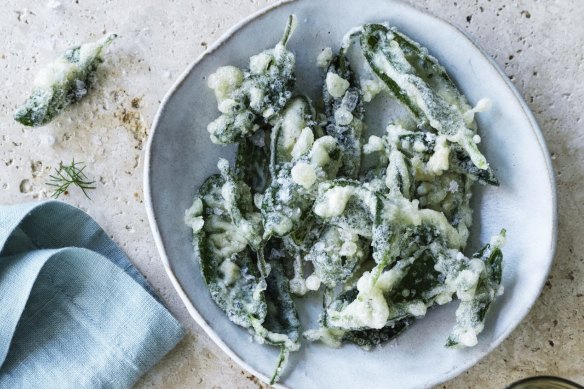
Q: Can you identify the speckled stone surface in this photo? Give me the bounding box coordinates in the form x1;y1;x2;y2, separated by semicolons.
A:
0;1;582;388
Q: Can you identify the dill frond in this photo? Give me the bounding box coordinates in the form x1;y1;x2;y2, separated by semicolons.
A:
46;159;96;199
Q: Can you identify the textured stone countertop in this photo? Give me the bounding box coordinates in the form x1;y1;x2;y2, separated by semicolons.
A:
1;0;582;388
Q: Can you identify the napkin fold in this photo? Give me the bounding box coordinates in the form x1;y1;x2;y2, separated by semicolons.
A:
0;201;184;388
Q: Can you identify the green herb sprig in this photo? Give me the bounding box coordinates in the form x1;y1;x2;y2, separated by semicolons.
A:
47;159;96;199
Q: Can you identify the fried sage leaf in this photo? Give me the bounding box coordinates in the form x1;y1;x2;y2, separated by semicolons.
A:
336;288;414;349
263;251;301;384
342;319;413;349
186;173;300;384
306;225;369;288
322;50;365;178
235;131;271;194
270;96;318;169
393;129;498;186
446;230;505;348
14;34;117;127
304;287;414;349
361;23;489;170
185;174;267;329
217;159;263;249
262;128;340;238
207;15;297;144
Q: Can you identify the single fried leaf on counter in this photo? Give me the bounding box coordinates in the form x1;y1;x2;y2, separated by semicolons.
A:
15;34;117;127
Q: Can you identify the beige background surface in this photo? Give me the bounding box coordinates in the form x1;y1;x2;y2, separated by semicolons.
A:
1;0;582;388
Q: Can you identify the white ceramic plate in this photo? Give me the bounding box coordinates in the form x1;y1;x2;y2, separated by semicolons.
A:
144;1;557;388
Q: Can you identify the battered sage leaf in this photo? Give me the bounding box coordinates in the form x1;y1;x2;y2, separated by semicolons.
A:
360;24;490;170
336;289;414;349
306;225;369;288
15;34;117;127
342;319;413;349
322;49;365;178
185;174;267;329
446;230;505;348
207;15;298;144
185;174;300;384
261;130;340;238
270;96;318;168
235;131;271;194
263;250;301;384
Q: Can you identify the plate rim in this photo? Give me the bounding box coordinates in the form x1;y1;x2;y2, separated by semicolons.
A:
143;1;558;387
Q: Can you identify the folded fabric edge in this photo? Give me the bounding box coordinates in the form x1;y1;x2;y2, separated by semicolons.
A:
1;200;159;299
0;247;185;387
0;248;63;366
0;200;186;386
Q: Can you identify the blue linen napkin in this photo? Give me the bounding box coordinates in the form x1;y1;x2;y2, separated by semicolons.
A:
0;200;185;388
